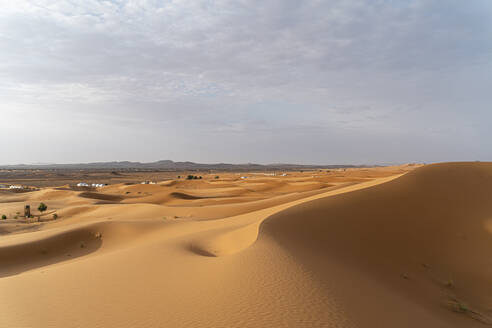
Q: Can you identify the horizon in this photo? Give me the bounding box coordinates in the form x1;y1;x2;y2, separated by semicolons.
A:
0;158;400;167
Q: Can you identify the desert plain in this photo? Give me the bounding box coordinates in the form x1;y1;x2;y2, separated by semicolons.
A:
1;162;492;327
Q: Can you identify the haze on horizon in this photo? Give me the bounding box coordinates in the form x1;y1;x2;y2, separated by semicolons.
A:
1;0;491;165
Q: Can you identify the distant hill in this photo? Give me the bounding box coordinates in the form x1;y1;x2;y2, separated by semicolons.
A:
0;160;371;171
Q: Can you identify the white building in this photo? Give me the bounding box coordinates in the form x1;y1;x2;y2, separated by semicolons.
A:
9;185;23;189
77;182;89;187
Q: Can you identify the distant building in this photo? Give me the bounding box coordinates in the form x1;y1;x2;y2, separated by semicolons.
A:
91;183;105;188
77;182;89;187
9;185;23;189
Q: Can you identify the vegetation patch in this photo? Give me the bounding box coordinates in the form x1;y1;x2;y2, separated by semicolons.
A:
448;297;492;324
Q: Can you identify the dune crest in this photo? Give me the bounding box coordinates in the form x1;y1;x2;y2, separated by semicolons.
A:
188;174;402;258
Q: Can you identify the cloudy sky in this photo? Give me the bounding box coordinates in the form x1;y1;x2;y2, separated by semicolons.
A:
1;0;491;165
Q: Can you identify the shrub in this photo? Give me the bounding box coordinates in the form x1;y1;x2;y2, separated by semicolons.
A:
38;202;48;213
1;214;6;220
53;213;58;220
215;176;219;179
187;175;203;180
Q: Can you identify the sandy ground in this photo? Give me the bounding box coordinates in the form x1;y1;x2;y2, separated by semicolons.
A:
1;163;490;327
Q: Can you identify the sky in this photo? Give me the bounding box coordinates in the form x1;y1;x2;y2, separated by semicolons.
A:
1;0;491;165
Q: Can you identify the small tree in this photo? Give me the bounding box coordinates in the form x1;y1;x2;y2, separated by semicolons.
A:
38;202;48;213
215;176;219;179
187;175;194;180
1;214;6;220
53;213;58;220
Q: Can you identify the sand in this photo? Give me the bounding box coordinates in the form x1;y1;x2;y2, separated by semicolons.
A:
1;163;490;327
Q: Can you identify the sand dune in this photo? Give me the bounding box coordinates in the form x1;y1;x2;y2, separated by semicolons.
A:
261;162;492;326
0;223;103;277
1;163;488;327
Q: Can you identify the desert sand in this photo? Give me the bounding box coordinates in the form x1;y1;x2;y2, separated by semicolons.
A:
1;163;490;327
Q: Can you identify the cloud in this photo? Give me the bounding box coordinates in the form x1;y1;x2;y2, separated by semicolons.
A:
0;0;491;164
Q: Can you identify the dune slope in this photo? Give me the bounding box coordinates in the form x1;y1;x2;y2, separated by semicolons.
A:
262;162;492;326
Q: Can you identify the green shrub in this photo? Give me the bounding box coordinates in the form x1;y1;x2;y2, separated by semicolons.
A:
215;176;219;179
1;214;6;220
38;202;48;213
187;175;194;180
53;213;58;220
